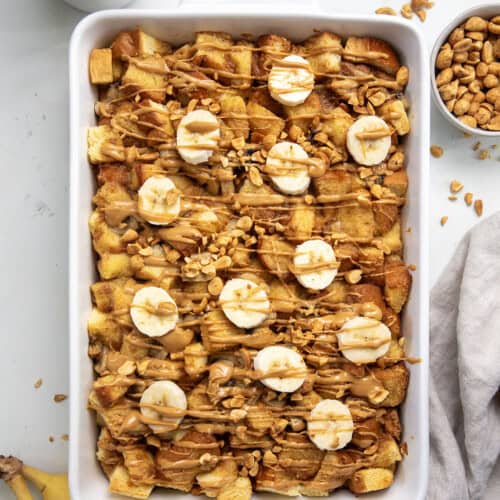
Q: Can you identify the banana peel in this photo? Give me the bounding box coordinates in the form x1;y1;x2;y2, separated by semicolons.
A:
0;456;33;500
0;455;69;500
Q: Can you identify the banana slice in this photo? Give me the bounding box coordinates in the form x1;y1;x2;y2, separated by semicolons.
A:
266;141;311;195
219;278;270;329
346;115;392;166
307;399;354;451
138;175;180;226
268;55;314;106
130;286;178;337
253;345;307;393
293;239;337;290
176;109;220;165
140;380;187;433
336;316;391;364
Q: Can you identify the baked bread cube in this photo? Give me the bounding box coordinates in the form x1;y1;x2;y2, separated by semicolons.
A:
122;55;167;102
87;125;124;164
304;32;342;76
89;48;113;84
109;464;154;499
347;467;394;494
344;37;401;75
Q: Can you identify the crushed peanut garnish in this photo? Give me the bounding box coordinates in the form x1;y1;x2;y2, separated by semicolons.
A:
375;7;397;16
464;192;473;206
478;149;490;160
448;195;457;201
474;199;484;216
450;180;464;193
34;378;43;389
440;216;448;226
53;394;67;403
430;145;443;158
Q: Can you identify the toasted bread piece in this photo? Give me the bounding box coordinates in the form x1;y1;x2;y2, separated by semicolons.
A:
91;278;134;313
132;28;171;56
194;31;235;81
231;41;253;89
347;283;385;312
88;125;124;164
201;310;244;353
88;308;124;350
96;428;121;478
268;279;301;313
197;459;238;498
90;48;114;84
109;464;154;499
123;446;156;482
384;258;411;313
278;433;325;480
256;34;292;79
347;467;394;494
217;476;252;500
380;221;402;255
255;466;303;496
383;408;402;441
304;32;342;76
111;31;139;60
384;169;408;197
284;91;321;133
247;100;285;141
258;235;294;278
97;164;130;186
286;204;315;241
220;95;249;139
156;432;220;491
334;204;375;239
322;107;355;147
320;280;348;305
136;358;184;380
98;253;133;280
93;374;134;407
314;169;353;196
373;202;399;235
372;363;409;407
122;55;167;102
344;37;400;75
371;434;403;468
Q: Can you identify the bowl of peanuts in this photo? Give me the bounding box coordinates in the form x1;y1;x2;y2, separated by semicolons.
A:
431;4;500;136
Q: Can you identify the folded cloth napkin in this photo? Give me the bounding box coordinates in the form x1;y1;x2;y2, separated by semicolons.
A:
428;213;500;500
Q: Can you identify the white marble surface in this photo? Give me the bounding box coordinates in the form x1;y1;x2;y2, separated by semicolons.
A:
1;0;499;497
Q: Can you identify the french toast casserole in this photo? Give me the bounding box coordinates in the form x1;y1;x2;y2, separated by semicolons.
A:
86;27;413;499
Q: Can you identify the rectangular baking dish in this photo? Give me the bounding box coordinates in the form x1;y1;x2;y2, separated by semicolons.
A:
69;4;429;499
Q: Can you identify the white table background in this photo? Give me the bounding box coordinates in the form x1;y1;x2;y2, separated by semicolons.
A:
1;0;499;497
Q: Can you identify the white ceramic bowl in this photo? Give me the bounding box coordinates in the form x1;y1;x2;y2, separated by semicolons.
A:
431;3;500;137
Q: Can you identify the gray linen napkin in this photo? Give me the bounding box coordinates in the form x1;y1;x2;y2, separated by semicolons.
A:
428;213;500;500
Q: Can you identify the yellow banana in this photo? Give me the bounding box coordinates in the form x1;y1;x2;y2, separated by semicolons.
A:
0;455;69;500
22;464;69;500
0;456;33;500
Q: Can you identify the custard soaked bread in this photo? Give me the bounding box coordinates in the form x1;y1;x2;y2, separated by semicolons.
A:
87;27;414;499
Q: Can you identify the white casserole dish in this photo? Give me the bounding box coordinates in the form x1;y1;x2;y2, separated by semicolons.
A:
69;4;430;499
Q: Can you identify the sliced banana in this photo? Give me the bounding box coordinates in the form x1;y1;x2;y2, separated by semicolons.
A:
176;109;220;165
268;55;314;106
266;141;311;195
137;175;180;226
307;399;354;451
336;316;391;364
253;345;307;393
219;278;270;329
130;286;178;337
346;115;392;166
140;380;187;433
293;239;337;290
